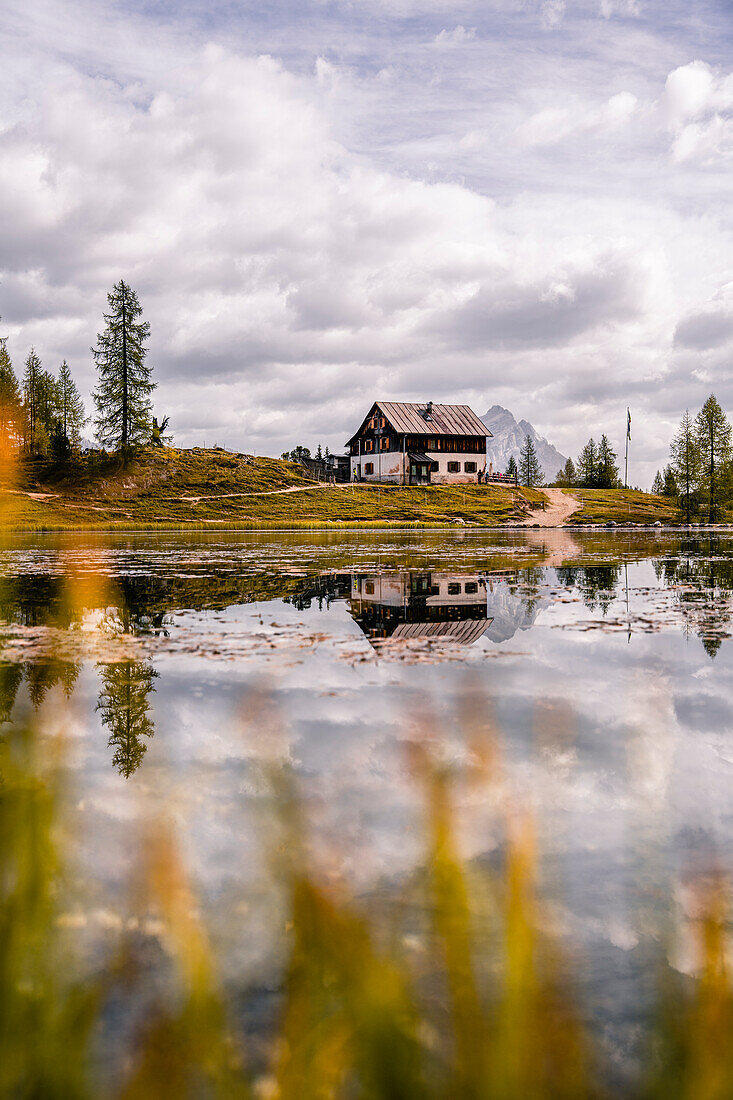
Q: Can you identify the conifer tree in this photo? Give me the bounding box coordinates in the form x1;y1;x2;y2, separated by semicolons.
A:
519;434;544;487
670;409;700;523
596;434;620;489
506;455;518;482
694;395;732;523
37;370;60;444
57;360;87;448
556;457;576;486
651;470;664;495
96;660;158;778
662;465;678;497
22;348;44;454
92;281;155;453
577;438;598;487
0;339;22;443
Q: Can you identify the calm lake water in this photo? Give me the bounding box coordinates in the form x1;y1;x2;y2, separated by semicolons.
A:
3;527;733;1082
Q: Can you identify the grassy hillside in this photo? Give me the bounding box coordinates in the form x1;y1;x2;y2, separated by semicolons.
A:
1;447;545;530
566;487;680;525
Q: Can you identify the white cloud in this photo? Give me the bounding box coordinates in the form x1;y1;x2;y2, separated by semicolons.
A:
541;0;566;30
432;24;476;46
515;90;637;146
1;0;732;480
661;61;733;163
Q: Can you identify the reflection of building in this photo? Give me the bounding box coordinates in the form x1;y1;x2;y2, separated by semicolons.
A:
349;572;491;645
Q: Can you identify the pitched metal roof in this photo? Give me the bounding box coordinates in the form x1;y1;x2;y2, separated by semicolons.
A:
346;401;490;445
390;618;491;644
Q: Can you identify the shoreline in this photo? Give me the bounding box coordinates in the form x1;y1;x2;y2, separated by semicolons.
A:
3;520;732;534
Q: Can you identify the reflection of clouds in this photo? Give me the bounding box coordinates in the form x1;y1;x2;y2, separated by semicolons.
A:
9;539;733;1074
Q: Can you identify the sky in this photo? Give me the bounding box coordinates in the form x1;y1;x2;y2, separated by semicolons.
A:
1;0;732;483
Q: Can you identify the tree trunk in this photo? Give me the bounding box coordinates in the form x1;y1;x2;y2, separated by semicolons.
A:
704;422;708;521
121;283;128;452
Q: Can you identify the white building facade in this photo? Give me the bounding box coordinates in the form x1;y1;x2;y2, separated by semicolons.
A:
346;400;490;485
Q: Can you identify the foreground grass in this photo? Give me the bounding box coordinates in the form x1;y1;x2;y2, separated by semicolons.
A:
4;535;733;1097
2;448;545;529
3;690;733;1099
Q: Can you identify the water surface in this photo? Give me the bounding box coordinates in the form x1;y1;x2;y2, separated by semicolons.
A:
3;528;733;1081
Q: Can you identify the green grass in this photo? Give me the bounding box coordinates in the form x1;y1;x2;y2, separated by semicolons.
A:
2;448;546;530
566;488;680;525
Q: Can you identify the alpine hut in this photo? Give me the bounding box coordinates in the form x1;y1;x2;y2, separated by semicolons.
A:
346;400;490;485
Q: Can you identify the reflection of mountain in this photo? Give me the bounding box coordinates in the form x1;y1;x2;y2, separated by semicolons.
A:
349;572;491;647
483;582;543;642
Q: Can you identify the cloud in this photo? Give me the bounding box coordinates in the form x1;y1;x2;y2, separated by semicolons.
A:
433;24;476;46
540;0;566;30
661;60;733;164
427;252;647;350
1;0;732;483
515;91;637;146
674;310;733;351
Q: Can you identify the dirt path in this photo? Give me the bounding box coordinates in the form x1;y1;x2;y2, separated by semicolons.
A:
520;488;580;527
171;483;334;504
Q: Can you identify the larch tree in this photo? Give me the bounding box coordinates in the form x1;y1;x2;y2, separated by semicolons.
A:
22;348;44;453
662;465;678;498
506;455;518;482
93;281;155;454
0;340;22;443
596;435;620;489
519;434;544;487
57;360;87;448
670;409;701;523
577;438;598;488
558;457;577;486
651;470;664;495
694;394;732;523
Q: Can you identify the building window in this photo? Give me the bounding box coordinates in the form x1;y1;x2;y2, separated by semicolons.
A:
430;461;439;472
464;461;477;473
365;581;374;594
447;461;460;472
465;582;478;594
448;583;461;595
380;436;389;450
365;439;373;452
364;462;374;474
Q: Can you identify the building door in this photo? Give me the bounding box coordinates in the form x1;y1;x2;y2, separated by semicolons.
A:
410;462;431;485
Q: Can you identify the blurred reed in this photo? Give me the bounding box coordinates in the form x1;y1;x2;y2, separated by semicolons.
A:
3;537;733;1098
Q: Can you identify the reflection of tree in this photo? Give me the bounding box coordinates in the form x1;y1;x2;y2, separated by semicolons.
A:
556;564;621;615
653;543;733;659
96;661;158;777
0;662;23;722
24;660;81;709
578;565;621;615
512;567;544;616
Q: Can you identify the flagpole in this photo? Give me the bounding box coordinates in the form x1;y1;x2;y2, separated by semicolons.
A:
624;407;630;489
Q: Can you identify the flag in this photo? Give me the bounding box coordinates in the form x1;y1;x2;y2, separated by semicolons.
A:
627;408;631;441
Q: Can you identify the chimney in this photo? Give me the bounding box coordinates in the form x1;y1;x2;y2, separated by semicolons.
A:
424;400;433;421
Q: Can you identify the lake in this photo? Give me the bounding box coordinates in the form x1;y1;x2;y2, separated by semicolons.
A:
3;527;733;1086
